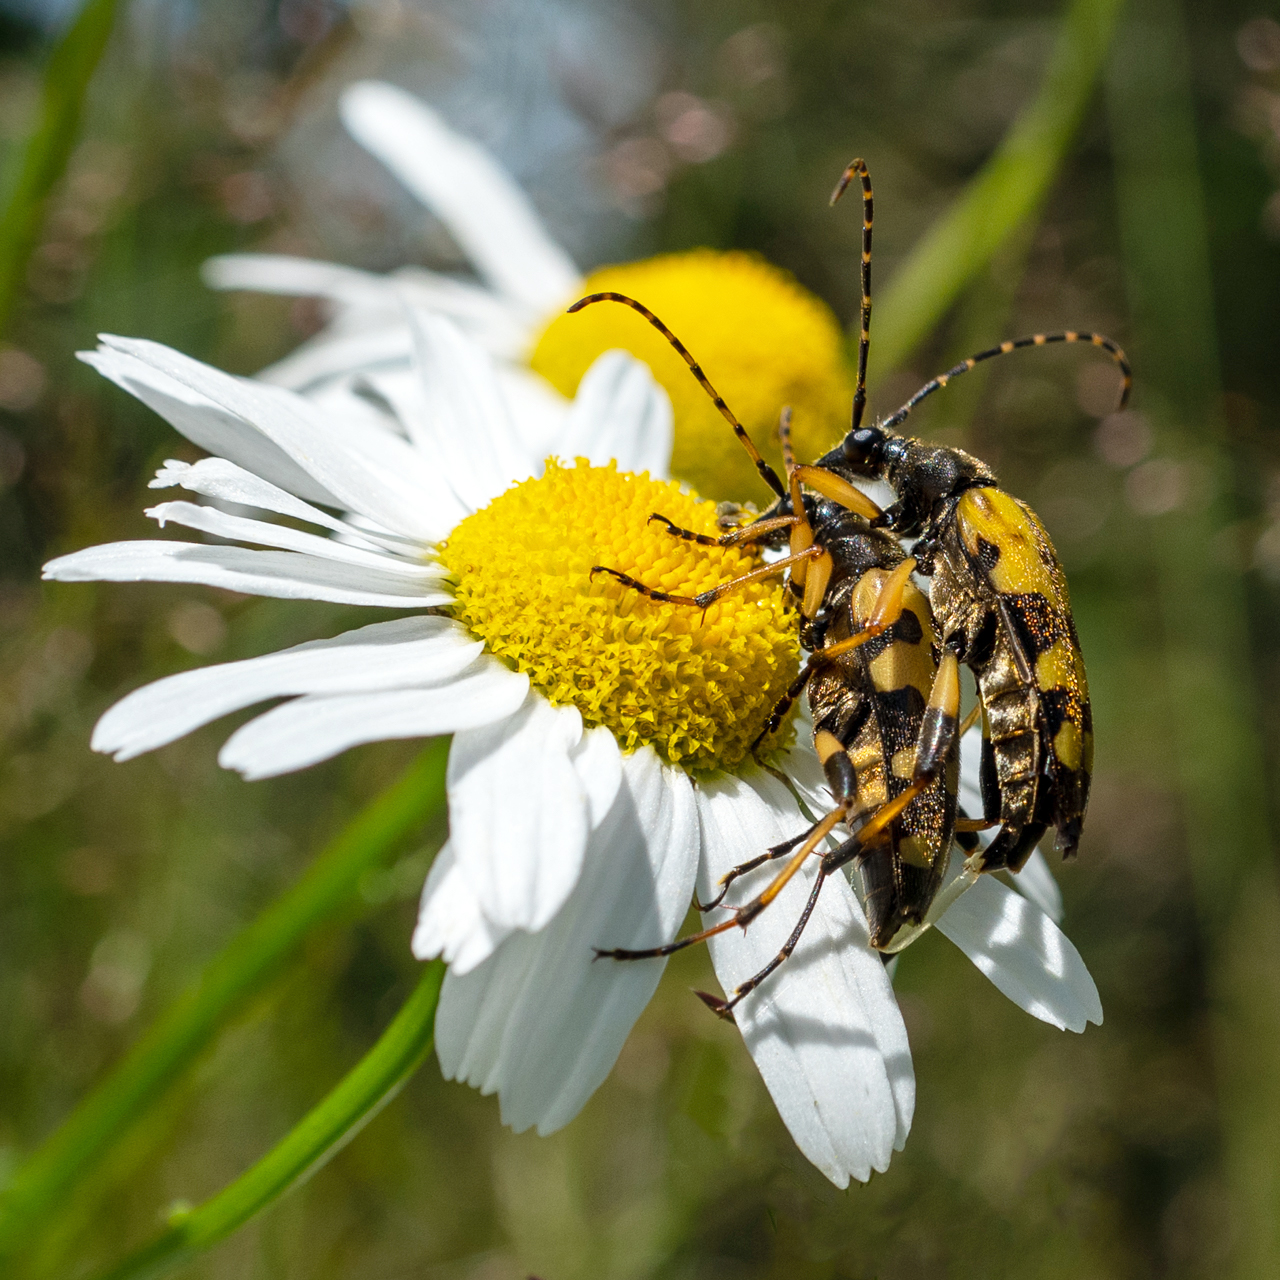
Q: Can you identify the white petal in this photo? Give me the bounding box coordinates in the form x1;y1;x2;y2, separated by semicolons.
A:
93;616;482;761
696;768;912;1186
935;873;1102;1032
144;501;439;578
555;350;673;478
958;724;985;823
202;254;390;307
84;337;448;541
569;725;623;829
406;310;535;510
43;540;451;608
1009;849;1064;923
778;737;833;822
217;659;529;779
340;81;580;316
413;841;513;974
446;696;591;935
204;256;525;363
149;457;418;555
434;749;699;1133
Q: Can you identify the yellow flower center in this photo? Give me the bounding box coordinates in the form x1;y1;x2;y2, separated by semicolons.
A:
530;249;855;501
439;460;800;773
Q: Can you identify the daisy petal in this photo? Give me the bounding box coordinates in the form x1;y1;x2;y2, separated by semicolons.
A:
84;336;448;541
92;617;482;761
696;768;913;1186
201;254;390;307
42;541;451;608
958;724;985;821
149;458;419;554
405;311;535;510
555;350;673;478
434;748;700;1133
776;738;832;821
217;659;530;779
340;81;580;316
413;841;513;974
446;696;590;935
569;724;624;829
1009;849;1065;923
144;501;440;578
935;873;1102;1032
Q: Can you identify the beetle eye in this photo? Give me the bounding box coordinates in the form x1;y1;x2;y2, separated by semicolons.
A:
841;426;885;468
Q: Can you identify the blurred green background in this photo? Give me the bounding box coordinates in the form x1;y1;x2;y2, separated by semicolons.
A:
2;0;1280;1276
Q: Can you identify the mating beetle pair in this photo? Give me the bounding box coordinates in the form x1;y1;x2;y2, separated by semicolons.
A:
579;158;1129;1018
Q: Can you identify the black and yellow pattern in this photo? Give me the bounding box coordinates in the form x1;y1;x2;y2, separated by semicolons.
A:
804;513;958;949
930;487;1092;868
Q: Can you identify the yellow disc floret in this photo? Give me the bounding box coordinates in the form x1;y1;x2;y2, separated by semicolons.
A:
530;250;854;501
440;460;800;772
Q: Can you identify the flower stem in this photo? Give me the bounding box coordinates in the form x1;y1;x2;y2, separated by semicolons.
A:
870;0;1126;378
90;962;445;1280
0;0;121;334
0;740;448;1261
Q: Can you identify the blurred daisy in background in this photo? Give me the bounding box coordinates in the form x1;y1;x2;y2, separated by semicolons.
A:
43;281;1099;1186
204;79;854;501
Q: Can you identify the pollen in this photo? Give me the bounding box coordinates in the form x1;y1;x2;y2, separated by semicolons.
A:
529;250;854;501
439;460;800;773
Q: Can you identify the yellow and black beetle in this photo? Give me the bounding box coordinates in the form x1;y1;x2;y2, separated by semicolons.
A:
577;161;983;1014
825;305;1130;873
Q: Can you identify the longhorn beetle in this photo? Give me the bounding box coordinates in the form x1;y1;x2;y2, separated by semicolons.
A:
578;161;989;1017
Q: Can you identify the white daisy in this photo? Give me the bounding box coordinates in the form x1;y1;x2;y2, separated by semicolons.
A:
44;308;1099;1189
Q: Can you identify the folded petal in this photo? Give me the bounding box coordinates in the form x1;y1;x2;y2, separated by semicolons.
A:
150;457;420;555
555;350;673;478
93;616;482;761
413;841;513;974
217;659;529;779
935;873;1102;1032
696;768;913;1186
144;501;439;577
43;540;452;608
434;748;699;1133
447;695;590;934
340;81;580;316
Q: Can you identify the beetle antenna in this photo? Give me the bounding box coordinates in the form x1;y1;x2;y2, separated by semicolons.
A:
831;158;874;434
880;331;1132;432
568;291;787;500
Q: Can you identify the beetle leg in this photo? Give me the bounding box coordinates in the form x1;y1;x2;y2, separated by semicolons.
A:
646;511;798;548
790;464;882;520
693;829;811;911
696;867;831;1021
591;545;823;612
595;807;845;964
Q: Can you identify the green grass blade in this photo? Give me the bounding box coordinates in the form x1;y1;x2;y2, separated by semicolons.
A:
0;0;120;333
0;740;448;1260
92;962;446;1280
870;0;1126;381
